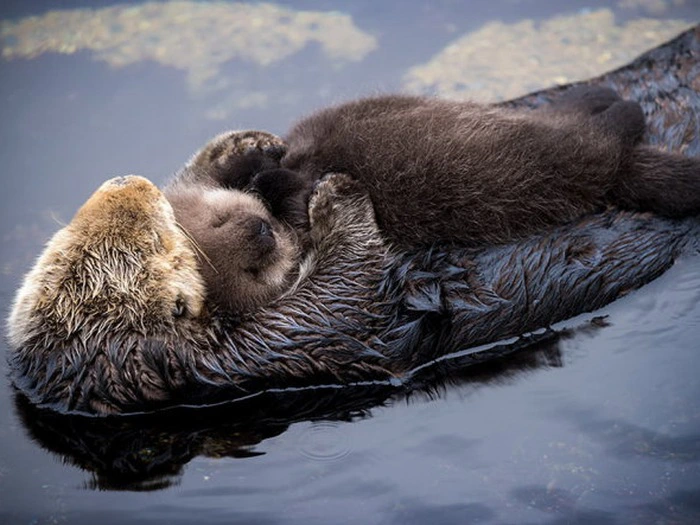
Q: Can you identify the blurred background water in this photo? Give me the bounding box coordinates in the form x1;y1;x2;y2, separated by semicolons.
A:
1;1;699;523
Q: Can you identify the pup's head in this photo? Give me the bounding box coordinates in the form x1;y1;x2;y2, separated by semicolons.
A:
164;185;300;315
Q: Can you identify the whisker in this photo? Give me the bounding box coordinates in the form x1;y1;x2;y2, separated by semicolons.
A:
48;210;68;227
175;221;220;275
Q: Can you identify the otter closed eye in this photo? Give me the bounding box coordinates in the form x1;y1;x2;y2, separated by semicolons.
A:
258;219;272;238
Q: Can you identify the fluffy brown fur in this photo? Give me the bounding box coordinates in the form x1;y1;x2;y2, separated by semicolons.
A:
163;131;310;314
280;90;699;249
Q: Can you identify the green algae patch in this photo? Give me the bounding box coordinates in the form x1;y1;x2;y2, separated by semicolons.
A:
403;9;692;102
0;1;377;93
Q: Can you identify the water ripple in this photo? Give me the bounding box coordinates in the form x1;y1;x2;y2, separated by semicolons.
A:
297;422;352;462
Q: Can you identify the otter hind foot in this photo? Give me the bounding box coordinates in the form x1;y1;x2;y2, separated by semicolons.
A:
614;146;700;217
593;100;646;148
553;86;621;115
549;86;645;147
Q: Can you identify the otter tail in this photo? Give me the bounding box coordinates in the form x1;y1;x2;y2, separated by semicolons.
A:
613;146;700;218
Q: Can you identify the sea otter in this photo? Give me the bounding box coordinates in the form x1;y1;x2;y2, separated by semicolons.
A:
7;172;695;414
6;26;700;415
168;86;700;314
280;93;700;244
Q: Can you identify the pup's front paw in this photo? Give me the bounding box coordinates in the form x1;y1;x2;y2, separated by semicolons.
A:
308;173;377;241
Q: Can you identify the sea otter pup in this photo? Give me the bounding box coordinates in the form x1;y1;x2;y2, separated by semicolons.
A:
170;86;700;314
281;89;700;247
163;130;310;314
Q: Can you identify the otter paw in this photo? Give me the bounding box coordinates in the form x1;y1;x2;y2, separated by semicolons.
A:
188;130;288;189
308;173;376;239
201;130;287;167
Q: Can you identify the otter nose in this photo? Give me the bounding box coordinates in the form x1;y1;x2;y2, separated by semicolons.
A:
106;175;148;187
251;218;276;253
99;175;158;193
109;176;132;186
258;219;273;238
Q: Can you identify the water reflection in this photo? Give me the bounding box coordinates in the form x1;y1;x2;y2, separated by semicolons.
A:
404;9;692;102
12;323;572;491
568;410;700;462
1;2;377;94
1;1;694;117
384;501;496;525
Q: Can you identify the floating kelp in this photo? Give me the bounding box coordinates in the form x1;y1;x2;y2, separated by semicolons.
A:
619;0;687;16
403;9;692;102
0;1;377;93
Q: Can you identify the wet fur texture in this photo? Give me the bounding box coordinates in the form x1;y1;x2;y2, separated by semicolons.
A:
7;172;695;415
6;27;700;414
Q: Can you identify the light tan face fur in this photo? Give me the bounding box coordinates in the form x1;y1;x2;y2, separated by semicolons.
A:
7;176;206;348
164;185;300;315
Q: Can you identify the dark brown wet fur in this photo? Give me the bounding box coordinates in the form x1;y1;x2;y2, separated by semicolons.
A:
7;173;696;415
7;26;700;415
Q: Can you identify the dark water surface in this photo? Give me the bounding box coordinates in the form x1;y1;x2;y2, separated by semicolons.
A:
1;1;700;524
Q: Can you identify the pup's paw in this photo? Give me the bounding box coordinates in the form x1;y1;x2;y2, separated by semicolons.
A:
308;173;376;241
186;130;288;188
201;130;286;165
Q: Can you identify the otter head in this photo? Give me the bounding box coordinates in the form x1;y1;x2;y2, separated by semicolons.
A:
6;176;211;413
164;185;300;315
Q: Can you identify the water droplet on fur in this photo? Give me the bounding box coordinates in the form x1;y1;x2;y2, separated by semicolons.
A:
297;422;351;462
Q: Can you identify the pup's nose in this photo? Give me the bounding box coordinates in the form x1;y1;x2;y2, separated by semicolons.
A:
258;219;273;238
250;218;276;253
